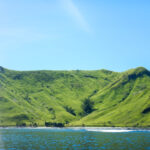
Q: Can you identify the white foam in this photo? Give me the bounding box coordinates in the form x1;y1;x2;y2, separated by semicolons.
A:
86;129;133;132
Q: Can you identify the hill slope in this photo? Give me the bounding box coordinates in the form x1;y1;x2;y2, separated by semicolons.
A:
0;66;150;127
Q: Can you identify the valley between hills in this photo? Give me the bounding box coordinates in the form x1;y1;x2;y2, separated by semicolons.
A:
0;66;150;127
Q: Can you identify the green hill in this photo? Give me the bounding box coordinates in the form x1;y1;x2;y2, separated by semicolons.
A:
0;66;150;127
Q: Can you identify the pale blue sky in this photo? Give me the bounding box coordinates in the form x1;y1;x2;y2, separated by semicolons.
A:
0;0;150;72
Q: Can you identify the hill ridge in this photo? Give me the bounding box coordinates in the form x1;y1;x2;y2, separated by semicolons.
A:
1;66;149;72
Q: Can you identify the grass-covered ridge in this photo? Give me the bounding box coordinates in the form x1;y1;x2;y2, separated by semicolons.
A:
0;66;150;127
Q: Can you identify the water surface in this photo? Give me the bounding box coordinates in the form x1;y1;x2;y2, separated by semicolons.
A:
0;127;150;150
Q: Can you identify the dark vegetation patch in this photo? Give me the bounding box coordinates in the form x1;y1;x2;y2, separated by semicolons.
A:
83;75;97;79
45;122;64;127
13;74;23;80
16;122;26;127
113;69;150;89
24;94;31;102
64;106;76;116
28;122;38;127
0;97;9;103
128;69;150;81
34;72;55;82
32;122;38;127
82;98;94;116
12;114;29;120
142;107;150;114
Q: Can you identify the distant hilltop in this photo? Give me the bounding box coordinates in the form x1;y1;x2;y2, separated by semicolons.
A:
0;66;150;127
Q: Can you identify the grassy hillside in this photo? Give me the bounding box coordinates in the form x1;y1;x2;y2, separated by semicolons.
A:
0;66;150;127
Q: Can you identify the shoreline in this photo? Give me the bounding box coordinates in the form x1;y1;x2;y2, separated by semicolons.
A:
0;126;150;131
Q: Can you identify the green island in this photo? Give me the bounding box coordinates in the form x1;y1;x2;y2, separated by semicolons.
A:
0;66;150;127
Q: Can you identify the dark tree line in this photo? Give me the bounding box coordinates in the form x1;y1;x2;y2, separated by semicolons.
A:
82;98;94;115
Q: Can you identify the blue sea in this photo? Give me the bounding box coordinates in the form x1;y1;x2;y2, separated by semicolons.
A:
0;127;150;150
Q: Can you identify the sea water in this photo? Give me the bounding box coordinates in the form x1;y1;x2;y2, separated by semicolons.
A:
0;127;150;150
